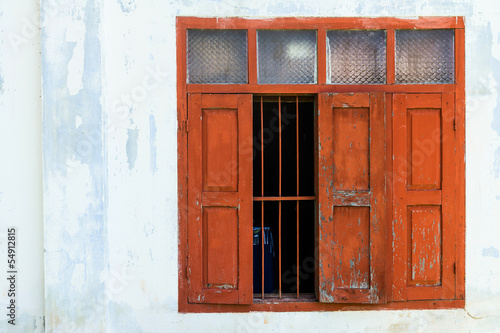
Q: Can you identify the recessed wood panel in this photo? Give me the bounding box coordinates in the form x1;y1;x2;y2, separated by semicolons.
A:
333;206;370;289
203;207;238;288
202;109;238;192
408;206;442;286
407;109;441;190
332;107;370;191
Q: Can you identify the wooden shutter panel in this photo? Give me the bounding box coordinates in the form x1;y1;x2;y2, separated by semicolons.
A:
187;94;253;304
317;92;386;304
392;93;456;301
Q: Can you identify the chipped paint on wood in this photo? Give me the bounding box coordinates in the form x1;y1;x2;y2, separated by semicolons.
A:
392;93;456;301
317;93;386;304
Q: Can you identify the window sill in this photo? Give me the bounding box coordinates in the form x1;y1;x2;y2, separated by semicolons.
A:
179;299;465;313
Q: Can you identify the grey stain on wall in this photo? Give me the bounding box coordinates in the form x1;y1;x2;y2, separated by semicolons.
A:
149;114;157;174
126;128;139;170
494;147;500;178
491;46;500;177
482;246;499;258
491;55;500;135
470;23;493;96
117;0;136;13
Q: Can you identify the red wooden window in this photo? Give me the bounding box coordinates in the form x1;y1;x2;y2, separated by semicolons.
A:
177;17;465;312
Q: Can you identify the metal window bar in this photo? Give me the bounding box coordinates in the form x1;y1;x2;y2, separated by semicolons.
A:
260;96;265;300
278;96;282;299
253;95;315;300
296;96;300;299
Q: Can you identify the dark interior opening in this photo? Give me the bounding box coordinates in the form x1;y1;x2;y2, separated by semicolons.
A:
252;96;315;297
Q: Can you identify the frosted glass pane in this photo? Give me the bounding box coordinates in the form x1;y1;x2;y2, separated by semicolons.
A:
327;30;386;84
396;29;454;84
258;30;317;84
187;30;248;84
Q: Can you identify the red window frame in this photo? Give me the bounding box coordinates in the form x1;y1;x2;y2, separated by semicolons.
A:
177;16;465;313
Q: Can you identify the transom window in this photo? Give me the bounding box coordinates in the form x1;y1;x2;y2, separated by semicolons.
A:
186;27;454;85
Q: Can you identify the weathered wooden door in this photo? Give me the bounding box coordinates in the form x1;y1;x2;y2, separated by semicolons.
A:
392;93;456;300
187;94;253;304
317;92;386;303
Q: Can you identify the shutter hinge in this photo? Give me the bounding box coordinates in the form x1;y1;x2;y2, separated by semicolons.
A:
178;119;189;132
453;262;456;274
453;118;458;131
186;266;191;280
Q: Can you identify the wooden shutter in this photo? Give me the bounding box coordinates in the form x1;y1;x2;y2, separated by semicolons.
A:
187;94;253;304
392;93;456;301
317;92;386;304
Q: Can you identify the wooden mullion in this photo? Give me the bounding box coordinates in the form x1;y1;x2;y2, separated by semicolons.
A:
248;29;257;84
387;29;395;84
317;29;327;85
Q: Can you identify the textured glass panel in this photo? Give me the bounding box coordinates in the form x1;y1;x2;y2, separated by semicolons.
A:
257;30;317;84
187;30;248;84
396;29;454;84
327;30;386;84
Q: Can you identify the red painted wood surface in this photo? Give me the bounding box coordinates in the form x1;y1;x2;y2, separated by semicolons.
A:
454;28;466;300
203;207;238;287
332;107;369;191
202;109;238;192
318;92;386;304
333;207;370;289
177;23;189;311
384;93;394;302
179;299;464;313
187;84;456;94
392;93;456;301
177;16;464;30
187;94;253;304
317;29;327;85
408;206;442;286
407;108;442;190
386;30;395;84
248;29;257;84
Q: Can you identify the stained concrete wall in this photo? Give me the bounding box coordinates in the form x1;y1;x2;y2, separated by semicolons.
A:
1;0;500;332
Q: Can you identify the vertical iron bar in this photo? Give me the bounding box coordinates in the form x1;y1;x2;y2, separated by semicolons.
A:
260;96;264;300
278;96;282;299
296;96;300;299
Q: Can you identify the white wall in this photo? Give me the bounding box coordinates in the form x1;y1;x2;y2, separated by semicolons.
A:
0;1;44;332
1;0;500;332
